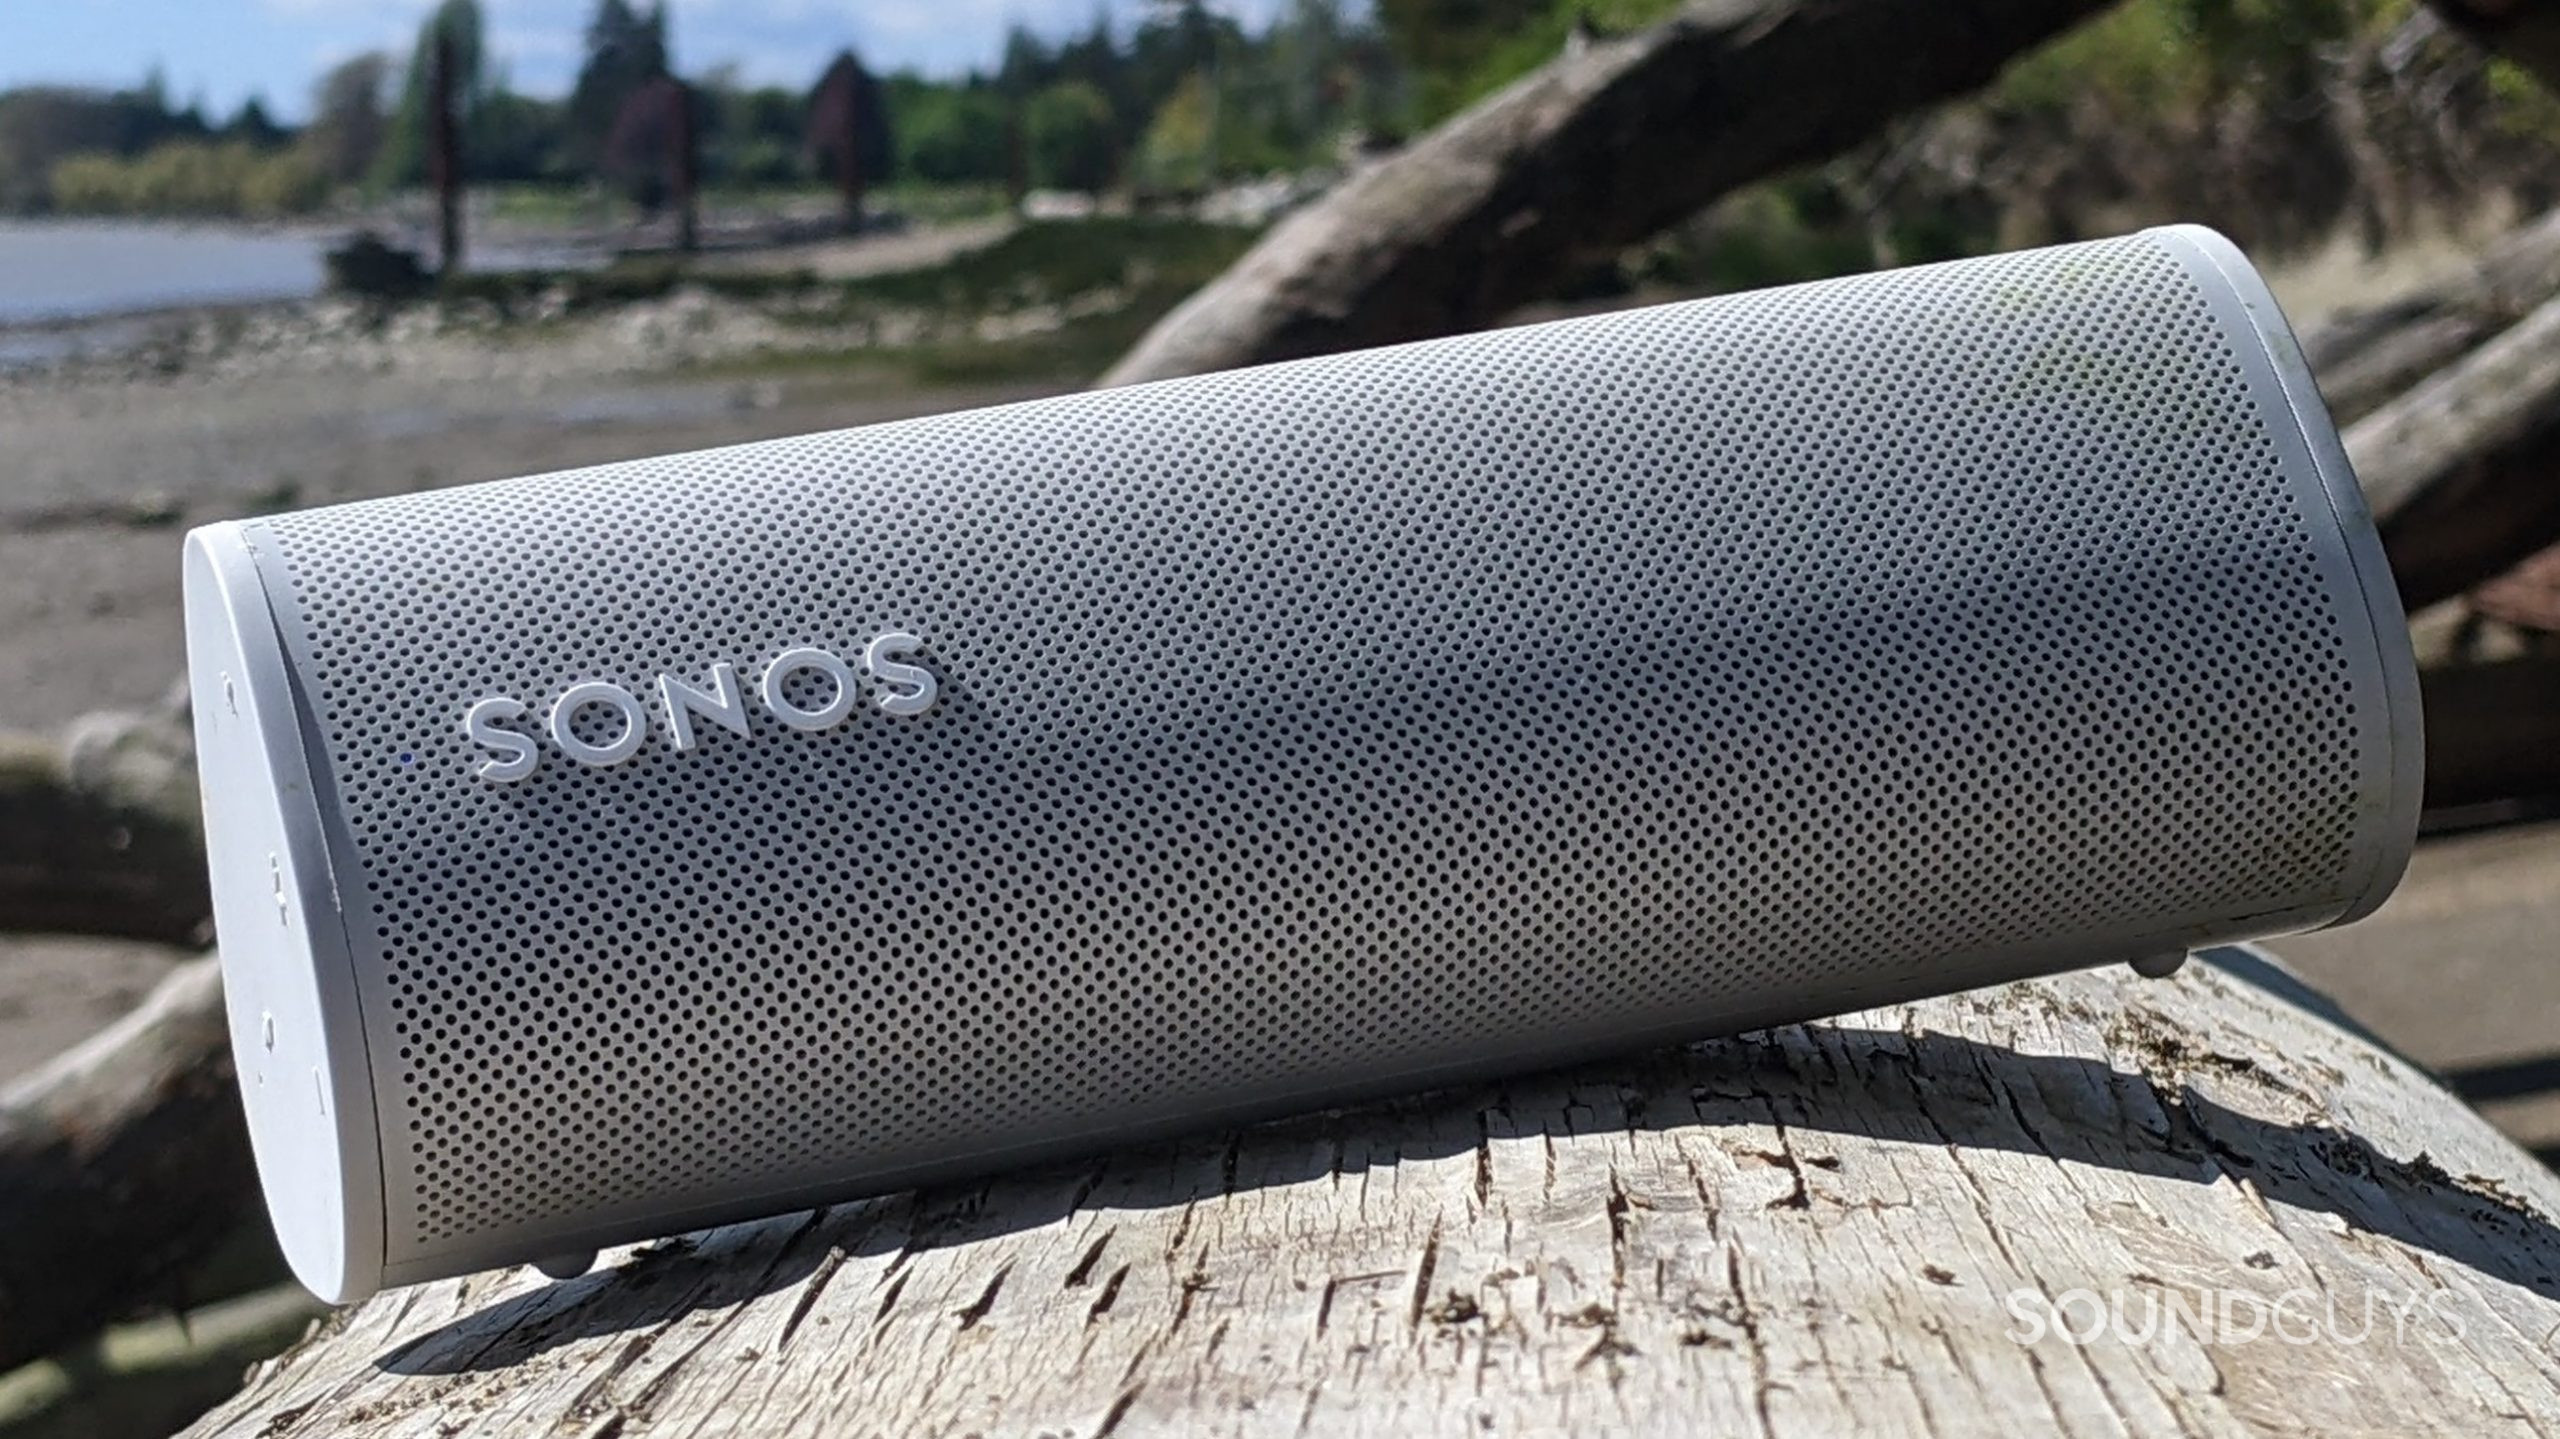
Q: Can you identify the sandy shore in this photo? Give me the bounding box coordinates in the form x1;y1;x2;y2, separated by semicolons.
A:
0;353;1063;730
0;344;1045;1079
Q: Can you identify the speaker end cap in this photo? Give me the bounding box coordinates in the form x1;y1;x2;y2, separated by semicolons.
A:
184;522;386;1305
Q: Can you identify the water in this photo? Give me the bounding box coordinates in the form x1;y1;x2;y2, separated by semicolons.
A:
0;220;329;324
0;219;612;369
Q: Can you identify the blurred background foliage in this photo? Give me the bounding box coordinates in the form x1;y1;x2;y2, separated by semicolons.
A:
0;0;2549;313
0;0;2554;301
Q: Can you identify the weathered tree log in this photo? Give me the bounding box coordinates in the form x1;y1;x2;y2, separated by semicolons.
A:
0;1283;324;1439
2345;284;2560;613
2302;206;2560;425
0;705;207;947
0;956;258;1374
1099;0;2119;387
183;949;2560;1436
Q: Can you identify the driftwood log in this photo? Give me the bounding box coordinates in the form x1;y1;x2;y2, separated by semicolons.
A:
1099;0;2118;386
0;1282;324;1439
0;956;257;1374
0;703;205;947
2300;207;2560;426
182;948;2560;1436
2344;282;2560;613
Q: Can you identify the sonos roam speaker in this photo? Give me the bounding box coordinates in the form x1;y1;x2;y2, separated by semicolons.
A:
187;225;2419;1302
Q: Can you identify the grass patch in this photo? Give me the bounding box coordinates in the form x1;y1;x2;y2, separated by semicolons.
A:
838;217;1254;313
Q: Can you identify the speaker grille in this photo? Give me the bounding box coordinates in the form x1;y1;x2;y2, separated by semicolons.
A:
258;232;2375;1265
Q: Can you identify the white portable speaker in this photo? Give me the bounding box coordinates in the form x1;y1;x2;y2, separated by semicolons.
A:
186;225;2420;1303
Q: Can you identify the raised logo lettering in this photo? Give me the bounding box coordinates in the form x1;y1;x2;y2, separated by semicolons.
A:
464;635;939;782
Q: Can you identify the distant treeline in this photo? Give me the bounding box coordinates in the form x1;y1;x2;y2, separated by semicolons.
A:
5;0;2550;278
0;0;1418;220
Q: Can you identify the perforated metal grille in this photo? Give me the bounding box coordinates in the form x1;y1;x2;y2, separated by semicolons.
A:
258;232;2386;1267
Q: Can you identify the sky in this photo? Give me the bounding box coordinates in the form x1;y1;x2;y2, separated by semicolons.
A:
0;0;1289;122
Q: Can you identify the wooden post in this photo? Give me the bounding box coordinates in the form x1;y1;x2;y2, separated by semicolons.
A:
177;950;2560;1434
806;55;874;234
428;30;463;278
671;79;698;255
1005;99;1028;212
837;94;865;233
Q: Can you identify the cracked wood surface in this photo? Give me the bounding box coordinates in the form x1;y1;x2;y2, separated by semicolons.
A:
185;946;2560;1437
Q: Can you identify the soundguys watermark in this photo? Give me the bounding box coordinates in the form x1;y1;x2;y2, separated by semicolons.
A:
2003;1284;2464;1348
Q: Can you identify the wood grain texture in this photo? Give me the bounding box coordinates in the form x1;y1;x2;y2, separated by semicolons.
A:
183;947;2560;1437
2346;286;2560;613
2302;207;2560;426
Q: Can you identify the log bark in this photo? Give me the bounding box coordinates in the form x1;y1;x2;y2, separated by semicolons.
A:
2302;206;2560;425
0;957;258;1374
182;949;2560;1436
2345;283;2560;613
0;707;208;947
1098;0;2120;387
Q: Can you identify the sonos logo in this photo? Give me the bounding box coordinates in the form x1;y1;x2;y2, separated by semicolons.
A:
463;632;937;783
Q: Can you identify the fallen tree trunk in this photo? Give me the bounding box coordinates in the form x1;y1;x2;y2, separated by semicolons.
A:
0;1283;324;1439
1099;0;2119;386
2345;284;2560;612
2301;206;2560;424
0;956;258;1374
0;707;207;947
183;949;2560;1436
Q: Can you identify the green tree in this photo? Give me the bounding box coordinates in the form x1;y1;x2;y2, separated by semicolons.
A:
225;96;286;148
1026;80;1116;192
0;79;207;209
996;26;1058;97
887;77;1009;184
1132;70;1215;195
1056;17;1134;129
700;68;806;186
470;84;569;183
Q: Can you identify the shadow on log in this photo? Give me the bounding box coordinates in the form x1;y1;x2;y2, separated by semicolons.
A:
182;950;2560;1435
